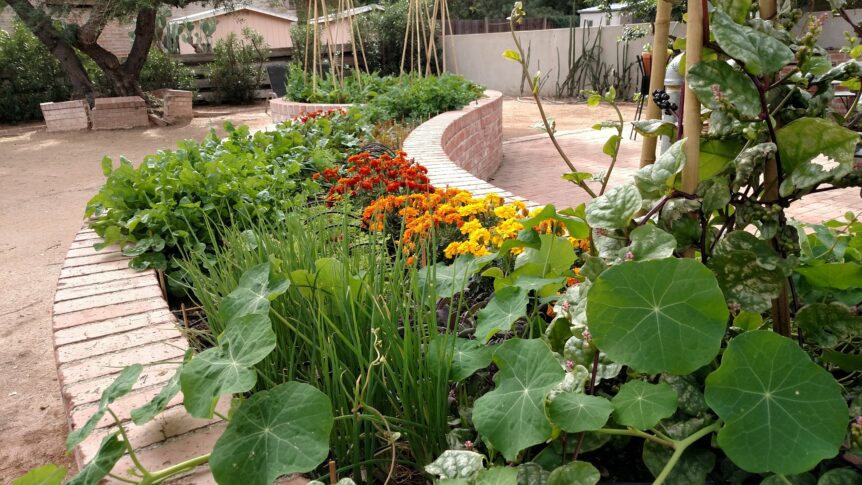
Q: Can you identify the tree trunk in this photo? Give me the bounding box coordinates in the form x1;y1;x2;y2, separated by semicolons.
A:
6;0;95;100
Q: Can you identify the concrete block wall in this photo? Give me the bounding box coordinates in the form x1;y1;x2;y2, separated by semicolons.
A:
40;100;90;132
91;96;149;130
152;89;194;123
269;98;352;123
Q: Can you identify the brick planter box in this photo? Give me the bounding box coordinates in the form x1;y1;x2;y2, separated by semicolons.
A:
269;98;352;123
152;89;193;123
91;96;149;130
40;100;90;132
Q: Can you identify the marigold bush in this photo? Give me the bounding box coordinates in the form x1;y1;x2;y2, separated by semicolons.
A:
316;151;433;206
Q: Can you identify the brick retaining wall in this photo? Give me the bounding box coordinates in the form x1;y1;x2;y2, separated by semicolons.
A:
91;96;150;130
41;100;90;132
269;98;352;123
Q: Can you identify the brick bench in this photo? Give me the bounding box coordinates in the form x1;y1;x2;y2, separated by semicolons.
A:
40;100;90;132
91;96;149;130
152;89;194;124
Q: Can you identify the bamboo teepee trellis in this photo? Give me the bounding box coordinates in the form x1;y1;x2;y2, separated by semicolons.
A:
399;0;450;77
302;0;370;96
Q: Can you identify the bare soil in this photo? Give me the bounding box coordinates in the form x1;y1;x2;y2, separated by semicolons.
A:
0;103;272;481
0;96;622;481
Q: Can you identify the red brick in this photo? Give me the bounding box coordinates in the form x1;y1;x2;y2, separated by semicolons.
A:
54;297;168;329
55;273;158;302
58;337;187;384
54;308;176;346
53;285;164;315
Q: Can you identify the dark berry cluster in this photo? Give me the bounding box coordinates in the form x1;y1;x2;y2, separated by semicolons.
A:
652;90;678;115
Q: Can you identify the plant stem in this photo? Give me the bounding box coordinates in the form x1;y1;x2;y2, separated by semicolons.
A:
142;454;212;485
593;427;674;448
653;421;722;485
107;408;151;479
599;103;625;196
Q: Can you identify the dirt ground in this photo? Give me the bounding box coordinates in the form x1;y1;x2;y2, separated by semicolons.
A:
0;103;272;481
501;96;639;140
0;97;618;481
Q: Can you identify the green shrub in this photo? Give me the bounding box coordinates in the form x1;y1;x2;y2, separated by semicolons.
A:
363;73;485;123
0;21;71;123
86;109;371;278
209;28;269;104
285;62;396;104
139;48;197;93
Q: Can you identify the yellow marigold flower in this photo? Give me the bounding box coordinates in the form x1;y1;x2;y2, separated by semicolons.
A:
444;242;460;259
460;219;483;235
457;203;485;217
493;205;517;220
469;227;491;245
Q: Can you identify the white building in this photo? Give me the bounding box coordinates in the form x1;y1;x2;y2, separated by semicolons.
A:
577;3;633;28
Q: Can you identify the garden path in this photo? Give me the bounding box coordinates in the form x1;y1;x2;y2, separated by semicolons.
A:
0;104;272;481
492;127;862;223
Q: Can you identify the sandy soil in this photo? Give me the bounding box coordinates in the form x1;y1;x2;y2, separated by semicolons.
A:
0;103;272;481
0;96;624;480
501;96;639;140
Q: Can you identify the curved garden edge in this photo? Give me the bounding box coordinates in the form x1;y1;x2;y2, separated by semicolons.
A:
269;99;353;123
50;89;529;483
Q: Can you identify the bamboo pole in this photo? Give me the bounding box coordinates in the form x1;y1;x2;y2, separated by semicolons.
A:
681;0;703;193
400;0;413;75
441;0;447;72
312;0;319;93
425;0;441;76
304;0;312;76
638;0;672;167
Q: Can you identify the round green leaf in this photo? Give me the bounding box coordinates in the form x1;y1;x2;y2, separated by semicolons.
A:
428;336;493;382
711;9;794;76
472;339;565;461
587;258;728;374
476;286;530;342
548;393;614;433
627;224;677;261
705;331;848;474
210;381;334;485
547;461;600;485
611;380;678;430
796;302;862;349
817;468;862;485
11;465;66;485
585;184;642;230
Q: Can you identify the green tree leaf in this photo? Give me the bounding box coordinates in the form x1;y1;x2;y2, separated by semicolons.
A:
711;9;794;75
643;441;716;485
586;184;642;230
66;364;142;451
66;433;126;485
548;393;614;433
219;262;289;322
181;313;276;418
705;331;848;474
776;118;859;196
11;465;66;485
428;336;493;381
473;339;565;461
611;380;678;430
688;60;761;118
547;461;600;485
796;263;862;289
627;224;677;261
795;303;862;349
587;258;728;374
210;382;334;485
476;286;530;342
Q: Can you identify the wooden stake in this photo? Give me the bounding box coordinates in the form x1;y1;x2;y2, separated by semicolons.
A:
312;0;319;93
304;0;312;76
441;0;447;72
681;0;703;193
400;0;413;75
638;0;672;168
328;460;337;484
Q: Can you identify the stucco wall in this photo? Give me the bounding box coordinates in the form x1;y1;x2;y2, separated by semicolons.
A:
179;10;294;55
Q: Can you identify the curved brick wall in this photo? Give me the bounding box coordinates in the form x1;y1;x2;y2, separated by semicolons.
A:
269;98;352;123
403;90;538;207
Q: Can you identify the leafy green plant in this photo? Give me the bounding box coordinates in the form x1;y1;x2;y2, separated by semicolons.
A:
139;48;197;94
209;28;269;104
85;110;370;280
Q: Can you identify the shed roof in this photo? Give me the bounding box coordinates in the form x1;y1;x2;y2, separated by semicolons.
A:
170;5;298;24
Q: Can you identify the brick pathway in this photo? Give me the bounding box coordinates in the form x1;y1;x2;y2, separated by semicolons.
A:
490;129;862;224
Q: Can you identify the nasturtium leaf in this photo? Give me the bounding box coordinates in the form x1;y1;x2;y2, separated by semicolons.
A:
66;364;142;451
587;258;728;374
181;313;277;418
418;254;495;298
661;375;710;416
210;382;333;485
795;303;862;349
517;462;551;484
627;224;676;260
428;335;493;381
476;286;530;342
11;465;66;485
130;350;191;425
475;467;518;485
425;450;486;480
218;262;289;322
643;441;716;485
512;275;567;296
473;339;565;461
732;310;764;331
547;461;600;485
776;118;859;196
548;393;614;433
586;184;642;230
611;380;678;430
634;139;687;197
705;331;848;474
761;474;817;485
65;433;126;485
796;263;862;290
515;234;576;276
632;119;677;138
711;9;794;75
821;350;862;371
816;468;862;484
709;252;785;313
688;60;761;118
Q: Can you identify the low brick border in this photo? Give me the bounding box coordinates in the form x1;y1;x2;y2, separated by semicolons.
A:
403;90;539;208
52;93;528;483
269;98;352;123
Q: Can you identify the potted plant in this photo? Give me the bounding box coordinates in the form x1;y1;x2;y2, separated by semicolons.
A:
641;42;653;74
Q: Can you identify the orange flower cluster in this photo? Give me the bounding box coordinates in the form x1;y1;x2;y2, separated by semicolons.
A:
316;152;434;206
362;188;529;256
